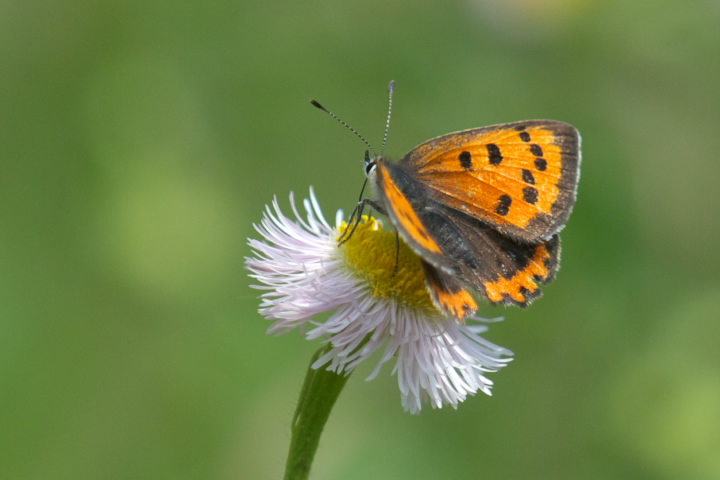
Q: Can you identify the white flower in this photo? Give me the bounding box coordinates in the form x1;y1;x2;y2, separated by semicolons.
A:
246;188;513;414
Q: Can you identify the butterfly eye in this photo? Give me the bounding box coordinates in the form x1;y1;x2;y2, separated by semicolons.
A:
364;150;377;175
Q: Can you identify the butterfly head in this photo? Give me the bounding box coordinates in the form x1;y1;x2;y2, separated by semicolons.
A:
364;150;379;176
363;150;384;207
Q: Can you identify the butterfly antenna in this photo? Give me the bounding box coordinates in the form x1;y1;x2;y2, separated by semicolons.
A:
310;99;377;158
381;80;395;158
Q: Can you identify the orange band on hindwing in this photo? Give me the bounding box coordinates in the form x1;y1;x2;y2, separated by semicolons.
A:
483;242;553;305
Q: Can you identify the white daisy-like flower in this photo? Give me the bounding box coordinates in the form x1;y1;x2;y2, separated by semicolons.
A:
246;188;513;414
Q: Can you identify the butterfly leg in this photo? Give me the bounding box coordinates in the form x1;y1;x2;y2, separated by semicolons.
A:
338;198;386;245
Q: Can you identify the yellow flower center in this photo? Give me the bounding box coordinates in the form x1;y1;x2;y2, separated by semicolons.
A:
338;216;437;314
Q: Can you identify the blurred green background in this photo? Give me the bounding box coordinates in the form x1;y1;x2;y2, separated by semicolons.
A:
2;0;720;479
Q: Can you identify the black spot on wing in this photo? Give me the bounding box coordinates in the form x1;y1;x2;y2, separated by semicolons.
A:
495;194;512;216
523;186;539;204
530;144;543;156
486;144;503;165
522;169;536;185
459;151;472;169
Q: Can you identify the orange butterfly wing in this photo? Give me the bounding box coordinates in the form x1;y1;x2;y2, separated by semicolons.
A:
401;120;580;242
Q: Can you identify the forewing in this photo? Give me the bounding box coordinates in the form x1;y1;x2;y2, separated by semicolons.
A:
402;120;580;242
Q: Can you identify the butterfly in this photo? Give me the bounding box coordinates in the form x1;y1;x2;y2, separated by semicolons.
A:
313;82;581;321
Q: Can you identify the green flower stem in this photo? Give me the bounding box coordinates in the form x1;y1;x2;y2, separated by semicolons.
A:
284;345;351;480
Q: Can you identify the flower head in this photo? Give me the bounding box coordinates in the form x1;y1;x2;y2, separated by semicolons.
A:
246;189;512;414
